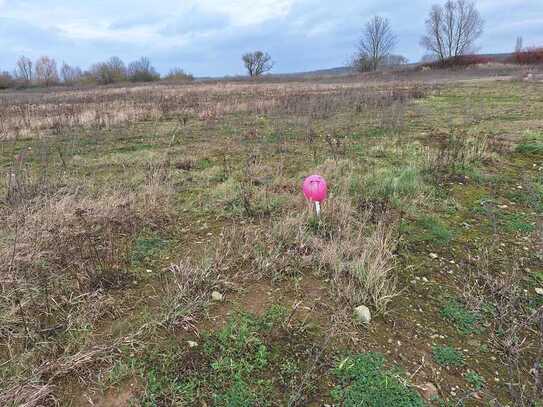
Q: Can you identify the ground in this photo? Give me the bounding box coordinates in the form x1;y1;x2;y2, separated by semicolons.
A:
1;66;542;406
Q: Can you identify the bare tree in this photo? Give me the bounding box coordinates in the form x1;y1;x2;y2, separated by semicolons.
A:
15;56;33;83
35;56;59;87
353;16;396;72
421;0;484;63
107;56;127;82
515;36;523;53
127;57;160;82
0;71;14;89
242;51;273;77
60;62;83;85
89;56;127;85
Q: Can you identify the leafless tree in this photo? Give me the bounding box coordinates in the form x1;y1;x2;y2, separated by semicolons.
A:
515;36;523;53
127;57;160;82
420;0;484;63
353;16;396;72
0;71;14;89
89;56;127;84
242;51;273;77
35;56;59;87
15;56;33;83
60;62;83;85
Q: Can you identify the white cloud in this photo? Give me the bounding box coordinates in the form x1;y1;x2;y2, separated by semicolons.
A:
194;0;297;26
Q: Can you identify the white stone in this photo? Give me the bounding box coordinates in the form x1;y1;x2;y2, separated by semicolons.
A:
535;288;543;296
354;305;371;324
211;291;224;301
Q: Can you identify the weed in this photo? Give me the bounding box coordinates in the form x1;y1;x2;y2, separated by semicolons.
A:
432;346;465;367
360;166;429;208
331;353;424;406
502;213;535;233
441;300;482;334
415;215;454;244
130;234;169;266
464;371;485;390
516;131;543;155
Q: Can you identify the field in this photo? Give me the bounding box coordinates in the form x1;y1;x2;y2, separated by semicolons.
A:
1;66;543;406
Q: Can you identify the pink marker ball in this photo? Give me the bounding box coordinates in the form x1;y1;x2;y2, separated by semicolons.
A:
302;175;328;203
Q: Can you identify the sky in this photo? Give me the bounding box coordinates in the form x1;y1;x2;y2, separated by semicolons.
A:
0;0;542;77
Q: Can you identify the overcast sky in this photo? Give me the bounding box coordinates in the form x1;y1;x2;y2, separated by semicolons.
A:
0;0;542;76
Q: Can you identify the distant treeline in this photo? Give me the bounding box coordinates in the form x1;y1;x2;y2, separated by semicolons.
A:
0;56;194;90
420;47;543;69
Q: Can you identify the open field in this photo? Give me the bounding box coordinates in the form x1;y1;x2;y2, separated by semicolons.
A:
1;67;543;406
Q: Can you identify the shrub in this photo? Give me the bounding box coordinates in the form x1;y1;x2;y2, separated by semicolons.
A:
127;57;160;82
0;71;15;89
164;68;194;82
511;47;543;65
89;57;127;84
422;55;496;69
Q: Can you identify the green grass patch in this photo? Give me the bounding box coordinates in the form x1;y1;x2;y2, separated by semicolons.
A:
502;213;535;233
516;131;543;155
415;216;453;244
114;143;154;154
130;234;169;267
432;346;465;367
440;300;482;334
464;371;485;390
135;306;332;406
356;166;430;207
331;353;425;406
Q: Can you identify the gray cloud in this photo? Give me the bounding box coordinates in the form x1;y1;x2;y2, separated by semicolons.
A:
0;0;541;76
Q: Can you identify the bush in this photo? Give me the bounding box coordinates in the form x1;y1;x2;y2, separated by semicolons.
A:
511;47;543;65
422;55;496;69
127;57;160;82
0;71;15;89
89;57;127;85
164;68;194;82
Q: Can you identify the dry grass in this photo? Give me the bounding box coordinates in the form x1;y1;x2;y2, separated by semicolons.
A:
0;80;429;140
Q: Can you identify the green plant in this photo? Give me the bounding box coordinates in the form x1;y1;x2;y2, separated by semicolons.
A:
464;371;485;390
432;346;465;367
516;131;543;155
416;216;453;244
441;300;481;334
361;166;427;204
331;353;425;406
130;234;169;266
502;213;535;233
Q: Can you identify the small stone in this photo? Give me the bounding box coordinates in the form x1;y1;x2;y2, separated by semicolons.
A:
353;305;371;324
535;288;543;296
429;253;438;259
187;341;198;348
211;291;224;301
420;382;439;401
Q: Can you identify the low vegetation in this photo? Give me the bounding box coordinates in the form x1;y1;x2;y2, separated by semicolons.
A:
1;65;542;406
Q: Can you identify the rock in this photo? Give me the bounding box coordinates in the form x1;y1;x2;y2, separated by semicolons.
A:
187;341;198;348
429;253;438;259
353;305;371;324
420;382;439;401
211;291;224;301
535;287;543;296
